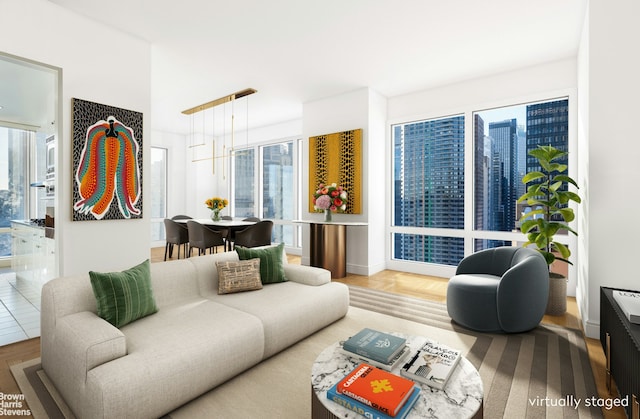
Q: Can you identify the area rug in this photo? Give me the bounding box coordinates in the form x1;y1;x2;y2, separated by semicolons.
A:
11;286;602;419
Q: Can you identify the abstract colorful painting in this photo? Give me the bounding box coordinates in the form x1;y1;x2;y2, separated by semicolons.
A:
309;128;362;214
72;98;143;221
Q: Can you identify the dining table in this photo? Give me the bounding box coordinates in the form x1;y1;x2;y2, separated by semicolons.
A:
174;218;257;251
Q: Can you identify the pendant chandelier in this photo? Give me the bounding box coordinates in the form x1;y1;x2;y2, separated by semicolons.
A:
182;88;256;178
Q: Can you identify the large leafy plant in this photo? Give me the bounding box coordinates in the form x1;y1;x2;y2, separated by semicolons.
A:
517;145;581;269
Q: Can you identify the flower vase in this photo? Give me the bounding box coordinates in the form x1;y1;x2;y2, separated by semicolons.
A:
211;210;221;222
324;209;332;222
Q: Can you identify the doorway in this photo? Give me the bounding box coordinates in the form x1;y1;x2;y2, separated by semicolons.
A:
0;52;59;345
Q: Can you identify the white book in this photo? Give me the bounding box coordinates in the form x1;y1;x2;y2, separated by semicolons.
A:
613;290;640;324
337;345;411;372
400;338;461;390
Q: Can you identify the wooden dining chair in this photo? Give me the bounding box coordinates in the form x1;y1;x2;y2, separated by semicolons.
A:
187;220;226;256
233;220;273;249
163;218;190;260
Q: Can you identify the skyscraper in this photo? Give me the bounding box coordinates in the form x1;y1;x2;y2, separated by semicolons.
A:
488;119;518;232
393;115;465;265
526;99;569;170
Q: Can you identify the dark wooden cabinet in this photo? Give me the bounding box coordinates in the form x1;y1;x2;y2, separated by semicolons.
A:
600;287;640;418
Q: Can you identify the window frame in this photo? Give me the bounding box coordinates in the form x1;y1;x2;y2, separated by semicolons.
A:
230;136;304;253
150;146;168;245
386;90;578;279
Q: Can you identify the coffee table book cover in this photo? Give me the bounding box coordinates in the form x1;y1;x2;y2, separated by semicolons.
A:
327;381;421;419
336;363;416;417
342;328;407;364
400;338;461;390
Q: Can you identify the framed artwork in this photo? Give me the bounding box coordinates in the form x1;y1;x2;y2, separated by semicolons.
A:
72;98;143;221
309;128;362;214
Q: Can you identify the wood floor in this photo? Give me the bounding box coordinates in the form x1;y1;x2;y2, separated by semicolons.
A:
0;247;625;418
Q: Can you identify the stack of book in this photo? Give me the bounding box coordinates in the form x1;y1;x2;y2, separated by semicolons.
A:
612;290;640;324
327;363;421;419
340;328;410;371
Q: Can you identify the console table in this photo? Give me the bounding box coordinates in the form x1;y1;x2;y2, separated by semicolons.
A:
293;220;367;278
600;287;640;419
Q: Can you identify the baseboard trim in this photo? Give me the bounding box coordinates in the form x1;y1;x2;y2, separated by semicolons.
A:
299;257;384;277
583;318;600;340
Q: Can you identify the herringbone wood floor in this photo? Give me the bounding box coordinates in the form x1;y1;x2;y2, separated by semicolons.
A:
0;248;625;418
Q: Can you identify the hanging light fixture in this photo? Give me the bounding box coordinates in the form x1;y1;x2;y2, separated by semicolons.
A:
182;88;256;177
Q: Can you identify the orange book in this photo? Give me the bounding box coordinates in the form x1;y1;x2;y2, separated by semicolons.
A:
337;363;416;417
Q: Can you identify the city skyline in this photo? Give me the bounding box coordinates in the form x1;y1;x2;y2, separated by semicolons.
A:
393;98;569;266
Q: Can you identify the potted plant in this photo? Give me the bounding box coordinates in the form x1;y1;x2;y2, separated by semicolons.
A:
517;145;581;315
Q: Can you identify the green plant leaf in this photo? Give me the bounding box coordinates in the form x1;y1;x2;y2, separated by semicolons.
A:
554;175;579;188
548;162;568;173
522;171;545;183
542;251;556;265
549;181;562;192
565;191;582;203
558;208;575;222
520;219;538;232
551;241;571;259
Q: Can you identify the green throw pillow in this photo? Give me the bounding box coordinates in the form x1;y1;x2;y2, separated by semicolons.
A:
89;259;158;328
235;243;287;284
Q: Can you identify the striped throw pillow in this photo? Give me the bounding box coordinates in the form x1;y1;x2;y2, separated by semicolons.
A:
89;259;158;328
235;243;287;284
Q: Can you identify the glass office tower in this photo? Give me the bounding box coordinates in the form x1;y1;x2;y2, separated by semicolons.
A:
393;115;465;265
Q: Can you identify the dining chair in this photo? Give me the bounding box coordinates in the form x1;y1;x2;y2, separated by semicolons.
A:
233;220;273;249
187;220;226;256
171;214;193;220
163;218;190;260
222;216;257;248
221;215;233;220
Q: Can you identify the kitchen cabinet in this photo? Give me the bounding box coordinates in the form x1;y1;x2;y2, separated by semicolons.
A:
11;221;56;286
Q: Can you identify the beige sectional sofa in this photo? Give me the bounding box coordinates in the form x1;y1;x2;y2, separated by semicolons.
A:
40;249;349;418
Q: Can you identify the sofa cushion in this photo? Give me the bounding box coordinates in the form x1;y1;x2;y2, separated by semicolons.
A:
216;259;263;294
236;243;287;284
89;259;158;328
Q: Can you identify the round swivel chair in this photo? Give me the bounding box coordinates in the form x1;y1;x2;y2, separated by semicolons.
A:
446;246;549;333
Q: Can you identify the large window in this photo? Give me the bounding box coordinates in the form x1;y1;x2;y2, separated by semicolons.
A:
262;142;294;245
232;139;302;249
233;149;255;218
392;115;465;265
150;147;167;241
391;97;570;269
473;98;569;251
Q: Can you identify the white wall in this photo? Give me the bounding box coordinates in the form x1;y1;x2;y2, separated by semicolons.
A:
302;88;386;275
576;6;591;336
581;0;640;338
388;59;577;120
0;0;152;275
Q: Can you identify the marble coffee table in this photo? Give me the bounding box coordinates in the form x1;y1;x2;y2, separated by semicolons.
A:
311;334;483;419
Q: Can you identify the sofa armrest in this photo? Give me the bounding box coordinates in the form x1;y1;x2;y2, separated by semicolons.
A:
283;264;331;286
54;311;127;372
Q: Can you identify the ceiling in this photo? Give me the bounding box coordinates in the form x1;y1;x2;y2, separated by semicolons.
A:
7;0;588;136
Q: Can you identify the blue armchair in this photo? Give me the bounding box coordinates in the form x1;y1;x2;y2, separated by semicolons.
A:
446;246;549;333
